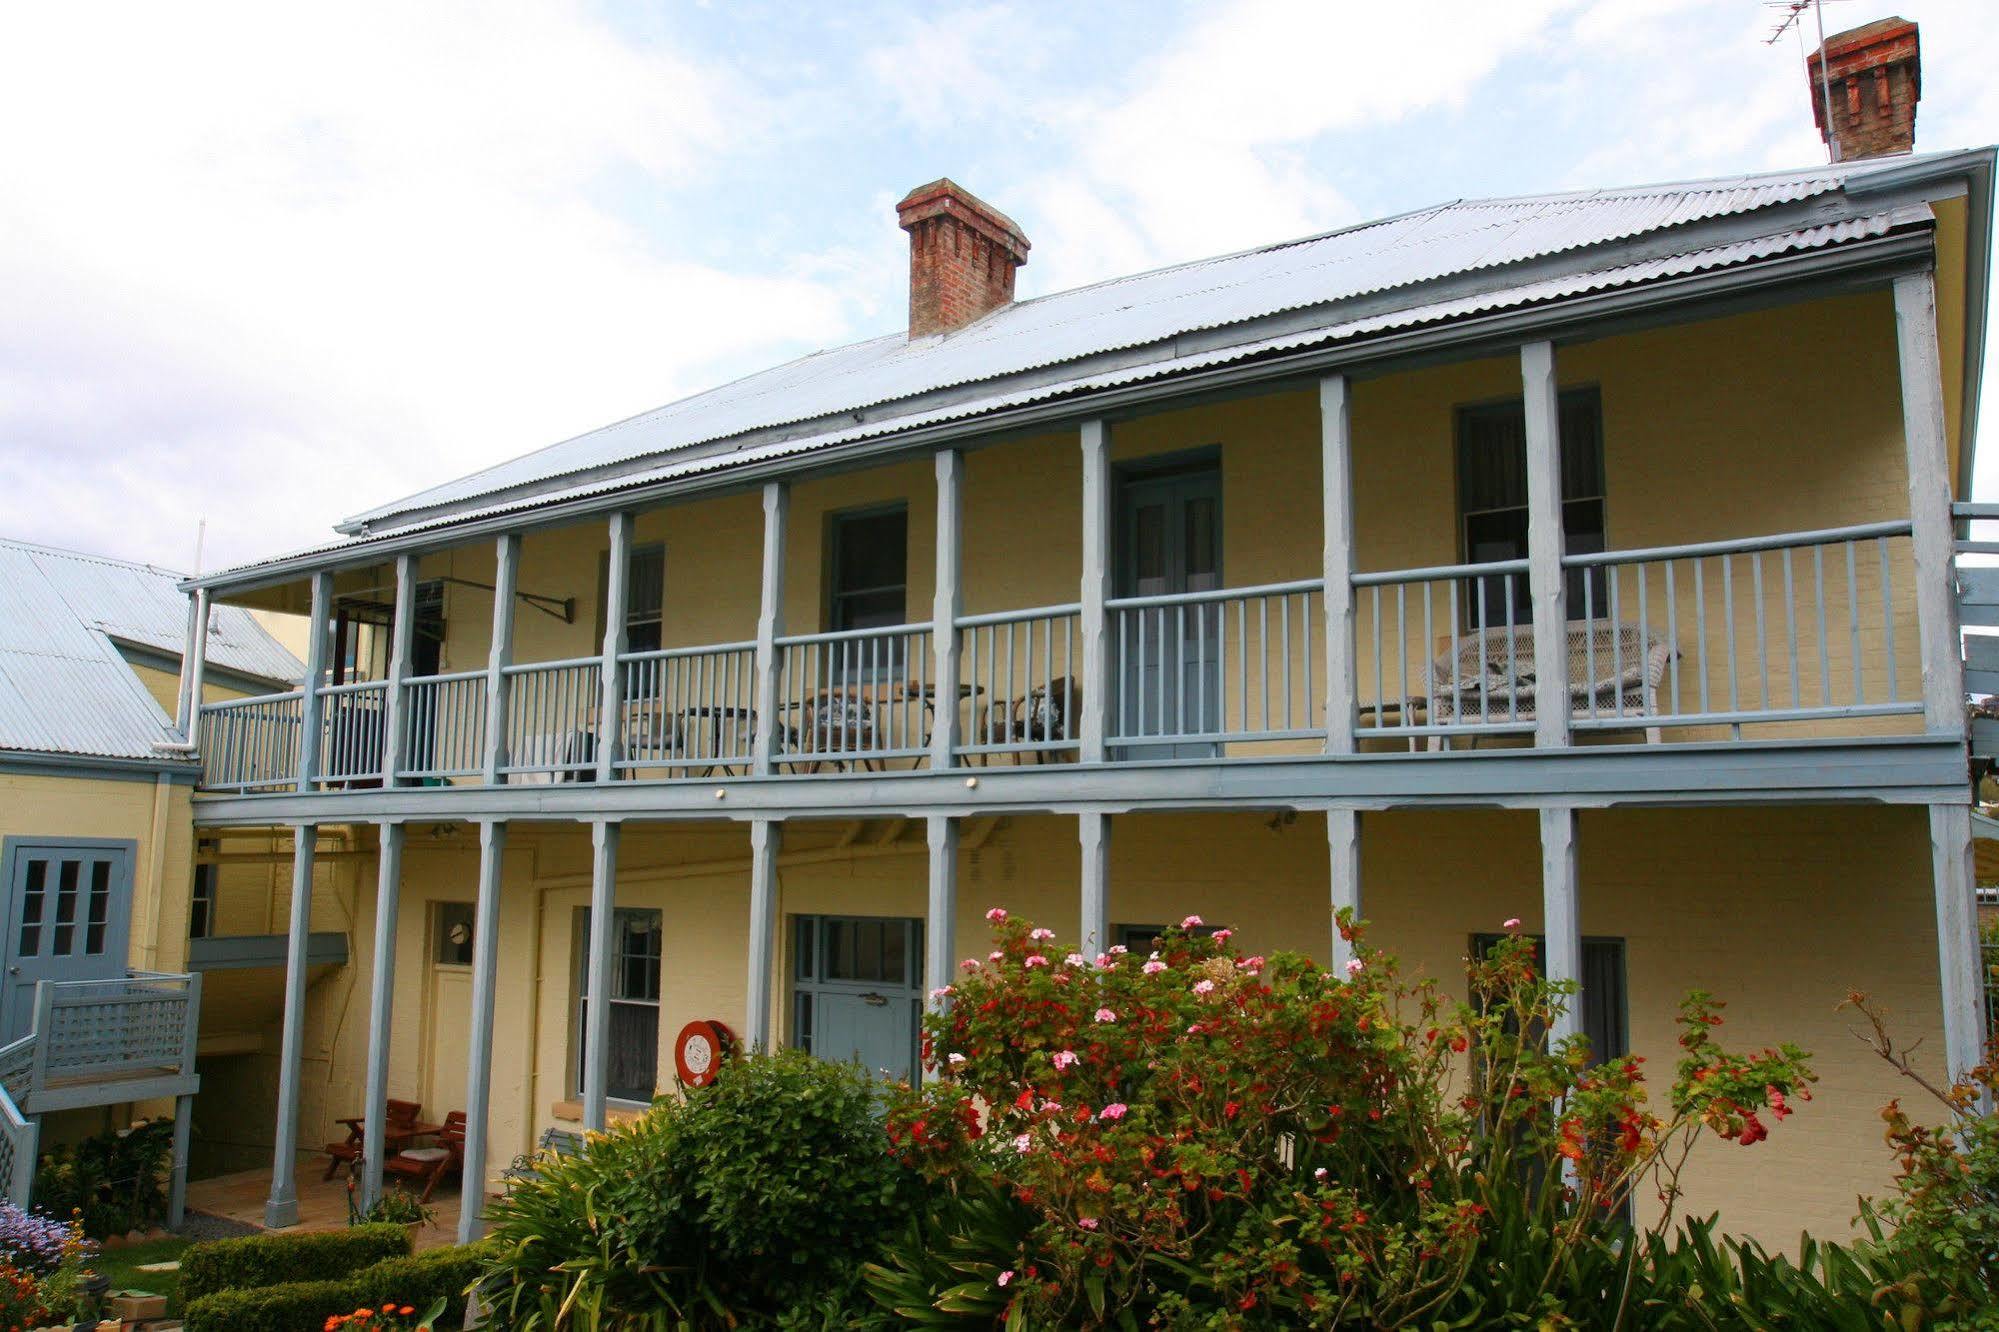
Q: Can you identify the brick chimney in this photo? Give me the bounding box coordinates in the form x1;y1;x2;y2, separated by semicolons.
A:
896;179;1030;339
1807;16;1920;162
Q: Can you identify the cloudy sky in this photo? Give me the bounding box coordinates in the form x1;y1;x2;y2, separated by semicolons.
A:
1;0;1995;574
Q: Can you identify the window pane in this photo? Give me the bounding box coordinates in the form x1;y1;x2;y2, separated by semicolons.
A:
53;861;77;956
882;923;907;986
606;1002;659;1102
435;902;476;966
833;511;908;595
1134;504;1166;583
1184;496;1219;583
795;916;816;981
85;862;109;954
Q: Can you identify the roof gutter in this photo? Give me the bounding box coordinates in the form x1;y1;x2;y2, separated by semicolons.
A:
183;224;1936;597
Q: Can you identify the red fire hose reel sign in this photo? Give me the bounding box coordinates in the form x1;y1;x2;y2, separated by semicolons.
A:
675;1019;735;1087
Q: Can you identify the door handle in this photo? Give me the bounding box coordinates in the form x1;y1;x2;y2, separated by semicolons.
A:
7;967;17;977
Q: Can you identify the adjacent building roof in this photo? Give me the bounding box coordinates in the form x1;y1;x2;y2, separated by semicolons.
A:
200;147;1994;587
0;538;302;762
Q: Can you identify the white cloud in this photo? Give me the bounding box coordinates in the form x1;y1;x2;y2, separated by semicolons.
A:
1016;0;1582;290
0;1;859;571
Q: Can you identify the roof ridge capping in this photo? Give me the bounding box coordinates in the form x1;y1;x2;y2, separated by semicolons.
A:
320;149;1991;544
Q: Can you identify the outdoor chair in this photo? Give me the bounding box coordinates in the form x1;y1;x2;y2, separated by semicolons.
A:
383;1110;466;1203
972;677;1079;765
323;1098;423;1180
1427;621;1675;747
796;695;879;771
503;1126;588;1188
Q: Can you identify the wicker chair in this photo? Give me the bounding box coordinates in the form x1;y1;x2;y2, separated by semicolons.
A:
975;677;1080;765
1427;622;1675;745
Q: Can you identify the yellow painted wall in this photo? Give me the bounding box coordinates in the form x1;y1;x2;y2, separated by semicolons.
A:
266;801;1941;1250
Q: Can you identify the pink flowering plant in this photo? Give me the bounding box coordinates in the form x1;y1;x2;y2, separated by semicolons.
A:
873;910;1814;1328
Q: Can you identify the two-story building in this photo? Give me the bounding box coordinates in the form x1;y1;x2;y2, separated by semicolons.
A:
176;23;1993;1249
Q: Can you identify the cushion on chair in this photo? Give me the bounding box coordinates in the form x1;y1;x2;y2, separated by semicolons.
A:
395;1147;451;1164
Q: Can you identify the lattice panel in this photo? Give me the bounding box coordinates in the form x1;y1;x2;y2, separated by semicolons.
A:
44;992;189;1079
0;1044;31;1103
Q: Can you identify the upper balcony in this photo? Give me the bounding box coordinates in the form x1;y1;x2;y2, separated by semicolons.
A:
180;254;1974;819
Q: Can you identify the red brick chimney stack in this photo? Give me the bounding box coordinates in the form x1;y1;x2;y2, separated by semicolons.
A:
1807;16;1921;162
896;179;1030;339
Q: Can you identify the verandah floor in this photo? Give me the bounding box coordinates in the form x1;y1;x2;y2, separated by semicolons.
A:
184;1165;466;1253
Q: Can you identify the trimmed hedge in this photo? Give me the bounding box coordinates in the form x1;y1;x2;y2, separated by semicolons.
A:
177;1223;412;1305
179;1243;493;1332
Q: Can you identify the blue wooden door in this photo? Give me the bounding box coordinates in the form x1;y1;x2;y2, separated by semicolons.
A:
0;840;134;1043
1117;466;1223;758
793;915;921;1083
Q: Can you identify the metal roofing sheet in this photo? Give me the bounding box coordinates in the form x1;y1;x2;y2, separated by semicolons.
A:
0;539;303;760
343;155;1935;532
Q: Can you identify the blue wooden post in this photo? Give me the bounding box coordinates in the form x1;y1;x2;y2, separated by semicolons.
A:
359;821;403;1211
931;451;964;770
265;824;317;1228
581;820;619;1130
1078;813;1109;956
924;816;957;1015
457;820;507;1244
753;484;789;777
296;574;332;791
744;820;779;1049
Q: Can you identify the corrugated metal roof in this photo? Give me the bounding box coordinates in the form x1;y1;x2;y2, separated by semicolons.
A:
340;153;1947;534
0;539;303;761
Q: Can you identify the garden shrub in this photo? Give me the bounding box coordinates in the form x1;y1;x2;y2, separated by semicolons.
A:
177;1221;410;1305
480;1047;919;1328
32;1116;173;1238
868;909;1816;1328
179;1241;490;1332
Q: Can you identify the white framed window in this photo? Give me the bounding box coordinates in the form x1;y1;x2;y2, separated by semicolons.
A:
575;907;662;1103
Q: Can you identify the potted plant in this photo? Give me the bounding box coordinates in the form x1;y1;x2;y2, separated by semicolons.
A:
345;1179;434;1245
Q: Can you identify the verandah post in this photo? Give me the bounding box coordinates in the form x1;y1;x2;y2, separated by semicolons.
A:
457;819;507;1244
1521;341;1572;750
1078;812;1110;955
745;818;780;1048
753;483;789;776
358;819;404;1211
1079;421;1111;763
925;816;958;1014
296;572;333;790
378;554;417;789
264;821;318;1228
931;450;964;770
1321;373;1356;754
1539;807;1582;1047
581;820;620;1130
481;535;520;784
1327;808;1361;972
597;513;633;782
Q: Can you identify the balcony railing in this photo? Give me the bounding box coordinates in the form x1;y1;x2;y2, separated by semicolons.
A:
1108;579;1322;750
400;670;487;781
318;679;388;785
0;971;201;1207
199;690;304;791
502;656;601;780
776;624;933;768
957;604;1082;762
619;642;758;776
191;520;1934;794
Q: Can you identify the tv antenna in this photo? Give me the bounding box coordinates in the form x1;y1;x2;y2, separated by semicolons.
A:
1765;0;1857;161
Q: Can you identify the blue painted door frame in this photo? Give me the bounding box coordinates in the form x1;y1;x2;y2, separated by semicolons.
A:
0;837;136;1043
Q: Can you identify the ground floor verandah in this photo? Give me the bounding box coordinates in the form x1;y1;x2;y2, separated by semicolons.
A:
186;1165;464;1253
194;803;1981;1254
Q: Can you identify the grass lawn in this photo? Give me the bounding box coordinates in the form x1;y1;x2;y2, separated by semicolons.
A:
86;1235;189;1305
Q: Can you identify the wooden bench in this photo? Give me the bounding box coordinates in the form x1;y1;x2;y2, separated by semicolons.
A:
503;1126;587;1186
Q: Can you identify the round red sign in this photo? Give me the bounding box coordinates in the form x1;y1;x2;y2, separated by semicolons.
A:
674;1019;735;1087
